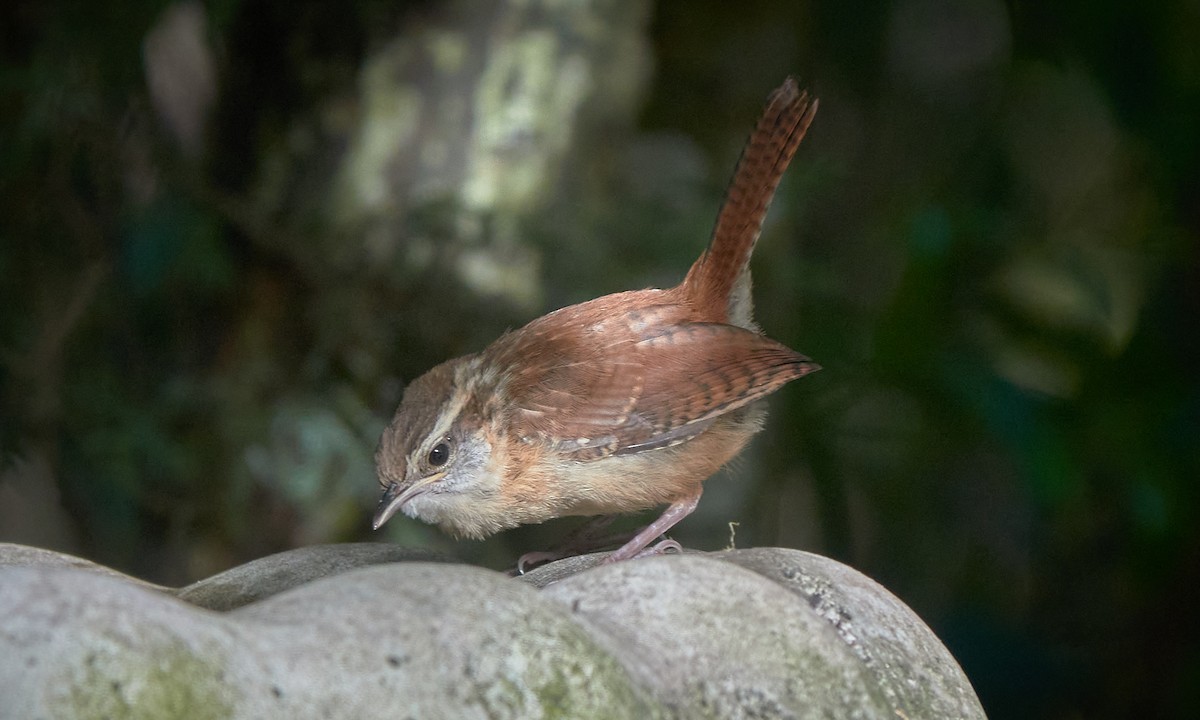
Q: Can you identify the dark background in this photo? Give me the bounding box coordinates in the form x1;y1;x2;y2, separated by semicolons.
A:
2;1;1197;717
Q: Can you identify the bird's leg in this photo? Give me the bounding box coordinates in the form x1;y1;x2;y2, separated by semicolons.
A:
516;515;621;573
603;489;702;564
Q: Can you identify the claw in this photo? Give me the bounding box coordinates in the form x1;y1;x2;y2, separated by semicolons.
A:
634;538;682;558
516;551;559;575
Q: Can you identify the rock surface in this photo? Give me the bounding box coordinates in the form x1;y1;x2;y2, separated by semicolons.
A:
175;542;455;611
0;542;986;719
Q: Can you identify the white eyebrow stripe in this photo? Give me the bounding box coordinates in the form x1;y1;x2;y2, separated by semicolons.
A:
408;359;477;467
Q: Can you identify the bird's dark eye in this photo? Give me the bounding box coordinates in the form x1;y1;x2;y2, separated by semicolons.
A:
427;441;450;467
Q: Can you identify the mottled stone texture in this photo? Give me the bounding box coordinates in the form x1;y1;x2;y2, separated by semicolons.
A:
0;542;985;719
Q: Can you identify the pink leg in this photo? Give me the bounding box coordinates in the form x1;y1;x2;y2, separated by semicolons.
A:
604;489;702;564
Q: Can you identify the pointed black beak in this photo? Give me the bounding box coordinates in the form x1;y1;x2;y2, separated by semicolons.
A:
372;482;405;530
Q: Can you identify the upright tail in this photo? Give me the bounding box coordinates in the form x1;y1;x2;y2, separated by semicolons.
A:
683;78;817;324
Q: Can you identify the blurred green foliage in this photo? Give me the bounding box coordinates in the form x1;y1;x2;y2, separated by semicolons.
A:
2;0;1198;718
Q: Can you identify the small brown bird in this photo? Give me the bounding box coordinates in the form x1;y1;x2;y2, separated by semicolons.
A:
373;78;819;564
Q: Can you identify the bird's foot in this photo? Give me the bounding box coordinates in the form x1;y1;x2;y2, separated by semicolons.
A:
514;516;627;574
515;550;560;575
633;538;683;559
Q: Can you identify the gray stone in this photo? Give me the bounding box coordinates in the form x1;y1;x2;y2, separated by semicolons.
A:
540;554;898;719
0;542;166;592
0;562;665;720
0;543;984;719
175;542;455;610
719;548;986;719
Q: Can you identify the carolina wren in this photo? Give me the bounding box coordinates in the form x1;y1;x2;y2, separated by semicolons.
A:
373;78;819;563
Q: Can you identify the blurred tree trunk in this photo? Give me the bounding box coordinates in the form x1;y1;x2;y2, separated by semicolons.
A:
242;0;653;311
